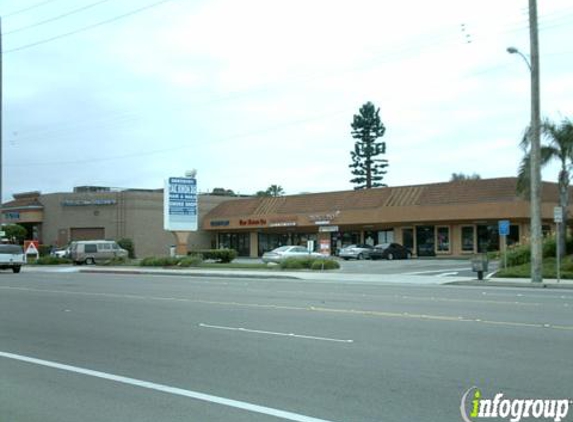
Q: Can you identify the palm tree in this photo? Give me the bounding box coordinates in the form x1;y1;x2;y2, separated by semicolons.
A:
265;185;285;197
517;117;573;257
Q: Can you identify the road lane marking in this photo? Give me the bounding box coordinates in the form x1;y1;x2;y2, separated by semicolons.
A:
1;286;571;331
198;323;353;343
0;351;340;422
436;272;459;277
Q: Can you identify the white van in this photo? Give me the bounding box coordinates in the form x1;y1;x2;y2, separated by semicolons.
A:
70;240;128;265
0;244;25;273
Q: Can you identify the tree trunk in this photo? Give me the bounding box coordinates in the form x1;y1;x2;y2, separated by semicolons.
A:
558;168;569;258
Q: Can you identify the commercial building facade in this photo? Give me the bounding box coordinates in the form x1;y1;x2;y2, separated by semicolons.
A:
2;178;568;259
1;187;233;257
203;178;568;258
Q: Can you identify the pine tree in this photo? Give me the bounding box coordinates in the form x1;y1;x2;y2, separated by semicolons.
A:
349;102;388;189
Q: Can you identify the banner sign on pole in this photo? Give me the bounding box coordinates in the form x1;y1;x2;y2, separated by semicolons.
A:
164;177;198;231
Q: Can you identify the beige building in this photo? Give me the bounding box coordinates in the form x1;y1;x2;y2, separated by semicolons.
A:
203;178;569;258
1;187;232;257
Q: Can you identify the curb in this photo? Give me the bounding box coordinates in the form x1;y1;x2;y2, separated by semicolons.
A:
444;280;573;289
78;269;301;280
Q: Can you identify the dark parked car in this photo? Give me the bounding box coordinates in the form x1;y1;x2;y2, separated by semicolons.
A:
370;243;412;260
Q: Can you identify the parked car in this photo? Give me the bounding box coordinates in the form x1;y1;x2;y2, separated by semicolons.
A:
338;244;374;260
370;243;412;260
262;245;325;263
52;247;70;258
71;240;128;265
0;244;25;273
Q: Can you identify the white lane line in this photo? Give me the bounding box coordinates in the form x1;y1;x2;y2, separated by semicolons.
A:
436;272;459;278
0;351;339;422
199;323;353;344
402;268;468;275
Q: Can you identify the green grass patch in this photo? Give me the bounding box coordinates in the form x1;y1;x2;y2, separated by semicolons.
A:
496;257;573;279
33;256;72;265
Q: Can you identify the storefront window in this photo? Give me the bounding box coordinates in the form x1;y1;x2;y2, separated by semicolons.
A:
436;227;450;252
461;226;474;252
258;233;290;255
508;225;520;247
364;231;377;246
218;233;250;256
331;231;360;255
402;228;414;251
477;224;499;253
377;229;394;245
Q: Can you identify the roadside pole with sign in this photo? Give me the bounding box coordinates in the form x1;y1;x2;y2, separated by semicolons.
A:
554;206;563;283
498;220;510;270
24;240;40;263
164;172;198;256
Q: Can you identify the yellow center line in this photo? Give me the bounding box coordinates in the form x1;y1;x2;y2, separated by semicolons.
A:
0;285;571;332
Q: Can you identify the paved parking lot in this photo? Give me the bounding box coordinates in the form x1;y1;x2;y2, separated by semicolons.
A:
239;257;498;278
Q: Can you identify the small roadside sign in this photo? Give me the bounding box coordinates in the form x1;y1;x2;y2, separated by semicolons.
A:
498;220;510;236
24;240;40;255
554;206;563;223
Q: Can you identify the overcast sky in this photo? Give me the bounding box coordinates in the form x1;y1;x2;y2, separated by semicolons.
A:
1;0;572;200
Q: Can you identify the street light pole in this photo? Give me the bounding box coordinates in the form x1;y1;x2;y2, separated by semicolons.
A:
529;0;542;283
507;1;542;283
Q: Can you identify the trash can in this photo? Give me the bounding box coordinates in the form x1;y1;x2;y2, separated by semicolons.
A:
471;254;489;280
169;245;176;258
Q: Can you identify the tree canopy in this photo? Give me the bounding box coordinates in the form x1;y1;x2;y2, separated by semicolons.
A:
517;117;573;257
256;185;285;197
450;173;481;181
349;101;388;189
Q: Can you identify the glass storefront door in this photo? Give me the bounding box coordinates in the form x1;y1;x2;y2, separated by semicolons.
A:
416;226;435;256
218;233;251;256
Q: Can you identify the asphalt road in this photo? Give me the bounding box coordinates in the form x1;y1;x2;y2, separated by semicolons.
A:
0;272;571;422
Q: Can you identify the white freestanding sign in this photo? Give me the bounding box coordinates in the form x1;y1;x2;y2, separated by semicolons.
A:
164;177;198;231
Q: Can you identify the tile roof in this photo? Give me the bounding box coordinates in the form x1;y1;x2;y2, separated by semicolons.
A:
205;177;566;220
2;197;43;210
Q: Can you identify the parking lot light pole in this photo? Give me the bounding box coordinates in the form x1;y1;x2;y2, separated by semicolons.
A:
506;0;542;283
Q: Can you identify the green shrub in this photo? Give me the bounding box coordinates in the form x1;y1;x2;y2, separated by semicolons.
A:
100;256;128;266
38;245;52;257
117;238;136;258
178;255;203;267
188;249;237;263
139;257;180;267
310;259;340;270
34;256;72;265
504;243;531;267
542;235;557;258
279;258;314;269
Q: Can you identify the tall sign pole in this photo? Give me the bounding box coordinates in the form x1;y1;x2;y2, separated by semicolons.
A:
529;0;543;283
164;170;198;256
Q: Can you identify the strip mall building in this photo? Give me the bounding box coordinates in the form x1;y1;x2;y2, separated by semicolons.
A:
204;178;567;258
1;178;567;258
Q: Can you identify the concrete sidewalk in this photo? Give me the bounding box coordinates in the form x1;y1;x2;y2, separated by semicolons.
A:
447;276;573;289
22;265;573;289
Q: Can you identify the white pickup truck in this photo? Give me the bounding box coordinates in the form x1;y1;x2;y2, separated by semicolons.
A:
0;244;24;273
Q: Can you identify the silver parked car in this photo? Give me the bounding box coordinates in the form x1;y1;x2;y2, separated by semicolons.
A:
338;244;374;260
262;245;325;263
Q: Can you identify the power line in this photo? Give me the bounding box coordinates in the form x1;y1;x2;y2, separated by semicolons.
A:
4;0;112;36
3;0;173;54
5;109;350;167
2;0;60;18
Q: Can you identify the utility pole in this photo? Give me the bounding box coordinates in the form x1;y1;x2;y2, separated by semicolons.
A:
529;0;542;283
0;17;3;228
